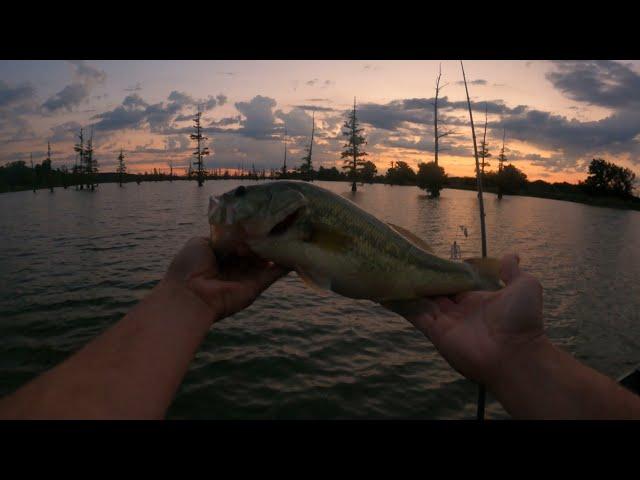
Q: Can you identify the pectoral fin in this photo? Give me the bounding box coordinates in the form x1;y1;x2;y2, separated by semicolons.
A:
297;268;332;291
387;223;433;253
307;223;353;254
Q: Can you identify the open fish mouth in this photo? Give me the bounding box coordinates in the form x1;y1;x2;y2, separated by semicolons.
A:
208;192;305;239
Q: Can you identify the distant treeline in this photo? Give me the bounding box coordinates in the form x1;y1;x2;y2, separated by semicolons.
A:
2;157;638;211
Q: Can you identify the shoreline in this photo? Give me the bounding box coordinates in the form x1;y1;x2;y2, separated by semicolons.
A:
3;176;639;213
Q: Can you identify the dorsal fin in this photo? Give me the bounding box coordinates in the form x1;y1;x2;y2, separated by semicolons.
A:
387;223;433;253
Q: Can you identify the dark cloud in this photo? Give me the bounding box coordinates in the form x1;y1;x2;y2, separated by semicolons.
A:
0;80;39;147
122;93;148;109
353;97;524;132
210;115;241;126
454;79;488;86
216;94;228;106
124;82;142;92
49;121;83;142
292;104;335;112
500;107;640;165
43;83;93;112
546;60;640;109
42;61;107;112
0;80;36;109
305;79;334;88
234;95;278;139
0;116;37;144
91;93;149;131
69;60;106;84
275;108;314;137
90;90;226;133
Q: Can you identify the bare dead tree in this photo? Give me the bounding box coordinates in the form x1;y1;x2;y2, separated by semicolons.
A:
433;63;456;166
460;61;487;258
300;110;315;181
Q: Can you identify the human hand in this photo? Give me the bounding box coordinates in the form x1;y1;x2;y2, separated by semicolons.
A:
384;254;547;386
163;236;289;323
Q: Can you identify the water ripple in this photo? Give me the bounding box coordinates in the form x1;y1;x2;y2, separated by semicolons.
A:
1;180;639;419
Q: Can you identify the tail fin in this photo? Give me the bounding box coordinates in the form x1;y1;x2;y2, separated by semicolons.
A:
464;257;504;291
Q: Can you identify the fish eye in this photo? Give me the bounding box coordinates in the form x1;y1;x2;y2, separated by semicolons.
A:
235;186;246;197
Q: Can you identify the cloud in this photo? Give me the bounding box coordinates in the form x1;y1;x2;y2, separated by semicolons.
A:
210;115;241;126
455;79;488;86
91;94;149;131
49;121;83;142
216;94;228;106
352;97;524;132
0;80;39;147
90;90;226;133
500;107;640;166
70;60;106;84
0;115;37;144
42;61;107;112
275;107;314;137
305;79;334;88
546;60;640;109
234;95;278;139
124;82;142;92
292;104;335;112
122;93;148;109
0;80;36;109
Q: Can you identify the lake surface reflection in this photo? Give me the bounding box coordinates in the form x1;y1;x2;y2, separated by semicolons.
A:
1;180;639;418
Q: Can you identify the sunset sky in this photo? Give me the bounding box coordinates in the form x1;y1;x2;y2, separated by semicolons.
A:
1;60;639;183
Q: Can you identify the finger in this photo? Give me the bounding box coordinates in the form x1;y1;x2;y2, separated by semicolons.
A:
499;253;521;285
433;296;456;311
255;263;290;290
383;298;438;319
186;236;211;249
453;291;493;304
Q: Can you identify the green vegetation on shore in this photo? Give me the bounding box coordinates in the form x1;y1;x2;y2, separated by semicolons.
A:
2;156;638;212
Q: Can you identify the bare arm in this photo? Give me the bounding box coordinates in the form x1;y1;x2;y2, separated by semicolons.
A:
0;237;287;419
386;254;640;419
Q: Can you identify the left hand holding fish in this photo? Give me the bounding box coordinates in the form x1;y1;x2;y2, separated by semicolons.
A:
165;236;289;323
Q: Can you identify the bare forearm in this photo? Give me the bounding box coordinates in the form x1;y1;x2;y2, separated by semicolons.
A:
489;338;640;419
0;280;216;419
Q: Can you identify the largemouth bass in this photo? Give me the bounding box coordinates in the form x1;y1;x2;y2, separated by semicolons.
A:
208;181;502;302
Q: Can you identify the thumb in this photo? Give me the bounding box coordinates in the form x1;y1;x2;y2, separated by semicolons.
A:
500;253;521;285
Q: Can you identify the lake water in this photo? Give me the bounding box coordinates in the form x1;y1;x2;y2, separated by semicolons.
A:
1;180;639;419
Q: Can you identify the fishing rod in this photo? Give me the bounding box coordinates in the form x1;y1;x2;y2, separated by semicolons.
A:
460;60;488;421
